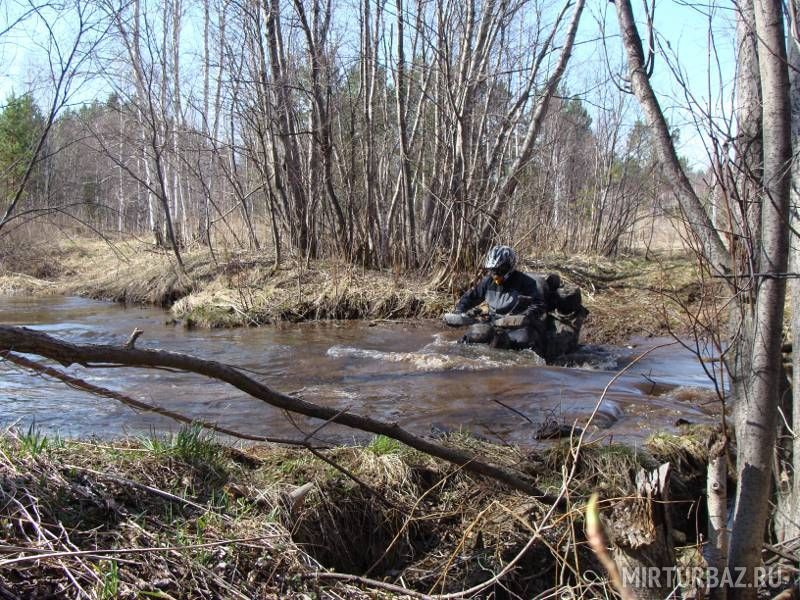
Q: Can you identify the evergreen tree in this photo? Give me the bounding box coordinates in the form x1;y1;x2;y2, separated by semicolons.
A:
0;92;45;205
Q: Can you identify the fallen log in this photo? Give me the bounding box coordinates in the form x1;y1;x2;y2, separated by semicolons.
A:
0;325;550;501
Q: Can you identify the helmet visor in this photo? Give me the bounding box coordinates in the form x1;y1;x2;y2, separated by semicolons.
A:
487;263;512;278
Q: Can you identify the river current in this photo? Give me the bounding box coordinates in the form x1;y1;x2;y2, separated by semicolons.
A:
0;295;720;445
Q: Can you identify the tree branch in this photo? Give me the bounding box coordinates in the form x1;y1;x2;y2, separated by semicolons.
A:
0;326;552;501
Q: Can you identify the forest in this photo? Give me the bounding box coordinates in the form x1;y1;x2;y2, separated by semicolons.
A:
0;0;699;275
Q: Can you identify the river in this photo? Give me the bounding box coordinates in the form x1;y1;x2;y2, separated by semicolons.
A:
0;295;721;445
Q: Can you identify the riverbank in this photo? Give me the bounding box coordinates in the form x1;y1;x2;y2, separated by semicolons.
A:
0;425;716;599
0;236;706;343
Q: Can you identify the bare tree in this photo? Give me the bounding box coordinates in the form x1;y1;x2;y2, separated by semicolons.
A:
613;0;791;594
0;0;106;236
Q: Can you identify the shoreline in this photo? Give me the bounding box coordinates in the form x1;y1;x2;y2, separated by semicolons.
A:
0;427;715;598
0;236;704;344
0;239;745;597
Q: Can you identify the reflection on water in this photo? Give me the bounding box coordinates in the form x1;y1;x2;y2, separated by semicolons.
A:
0;295;720;445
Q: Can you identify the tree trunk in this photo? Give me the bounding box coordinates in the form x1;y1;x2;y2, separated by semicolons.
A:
263;0;310;254
781;3;800;545
394;0;416;268
477;0;585;251
728;0;792;596
708;431;729;600
727;0;761;469
613;1;791;596
613;0;730;275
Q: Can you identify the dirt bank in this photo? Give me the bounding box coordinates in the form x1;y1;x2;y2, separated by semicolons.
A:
0;425;718;599
0;236;706;342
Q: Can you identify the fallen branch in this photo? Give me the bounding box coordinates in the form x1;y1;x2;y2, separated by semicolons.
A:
0;351;317;447
302;571;434;599
63;464;228;520
0;326;549;500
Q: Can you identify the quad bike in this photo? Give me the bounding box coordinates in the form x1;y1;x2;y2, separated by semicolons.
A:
443;272;587;361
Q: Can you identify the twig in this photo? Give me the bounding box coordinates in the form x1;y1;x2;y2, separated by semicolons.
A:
0;535;281;567
491;398;534;424
302;571;435;599
414;343;679;600
302;406;351;444
62;464;229;520
125;328;143;349
0;326;549;499
764;543;800;564
364;465;467;578
0;351;319;447
581;341;678;449
305;446;405;513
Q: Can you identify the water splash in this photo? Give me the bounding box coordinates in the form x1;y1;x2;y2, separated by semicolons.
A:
326;345;516;372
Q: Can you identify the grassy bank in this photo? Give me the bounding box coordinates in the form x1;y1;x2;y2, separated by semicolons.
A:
0;425;718;599
0;235;707;342
0;237;450;326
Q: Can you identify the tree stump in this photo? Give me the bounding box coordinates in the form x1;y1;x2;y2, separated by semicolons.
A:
603;463;676;600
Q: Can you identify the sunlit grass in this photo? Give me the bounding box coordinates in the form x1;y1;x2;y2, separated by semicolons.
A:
367;434;403;456
139;422;221;466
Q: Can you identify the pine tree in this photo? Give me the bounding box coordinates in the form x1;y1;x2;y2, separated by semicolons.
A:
0;92;44;206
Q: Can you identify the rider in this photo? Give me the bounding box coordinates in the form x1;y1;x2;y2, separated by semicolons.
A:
446;245;548;352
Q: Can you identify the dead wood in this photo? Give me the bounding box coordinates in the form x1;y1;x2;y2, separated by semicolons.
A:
0;350;316;446
125;327;144;349
604;463;676;600
0;325;551;501
281;482;314;516
708;429;729;600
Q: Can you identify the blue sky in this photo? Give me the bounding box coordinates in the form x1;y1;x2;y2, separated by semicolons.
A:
568;0;737;168
0;0;737;168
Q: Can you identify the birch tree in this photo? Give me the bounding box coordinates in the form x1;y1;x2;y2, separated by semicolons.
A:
612;0;791;594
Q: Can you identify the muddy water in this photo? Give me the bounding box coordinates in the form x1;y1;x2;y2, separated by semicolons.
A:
0;296;720;445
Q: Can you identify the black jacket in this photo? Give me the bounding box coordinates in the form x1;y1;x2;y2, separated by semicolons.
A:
455;271;545;316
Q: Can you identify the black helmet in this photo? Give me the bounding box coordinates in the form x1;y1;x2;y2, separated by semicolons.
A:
483;245;517;277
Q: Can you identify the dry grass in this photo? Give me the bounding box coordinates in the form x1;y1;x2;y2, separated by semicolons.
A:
171;256;450;327
1;235;451;324
0;425;725;599
1;233;720;341
0;272;56;295
522;251;714;344
0;430;553;598
0;433;325;599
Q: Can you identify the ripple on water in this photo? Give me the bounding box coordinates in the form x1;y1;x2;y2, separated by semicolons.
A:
325;344;540;372
0;295;721;443
552;344;623;371
595;399;623;426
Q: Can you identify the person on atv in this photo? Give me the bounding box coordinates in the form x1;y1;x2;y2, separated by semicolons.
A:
443;245;548;353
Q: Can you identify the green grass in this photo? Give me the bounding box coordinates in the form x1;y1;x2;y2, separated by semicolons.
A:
139;423;222;466
18;422;60;456
367;434;403;456
94;560;119;600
